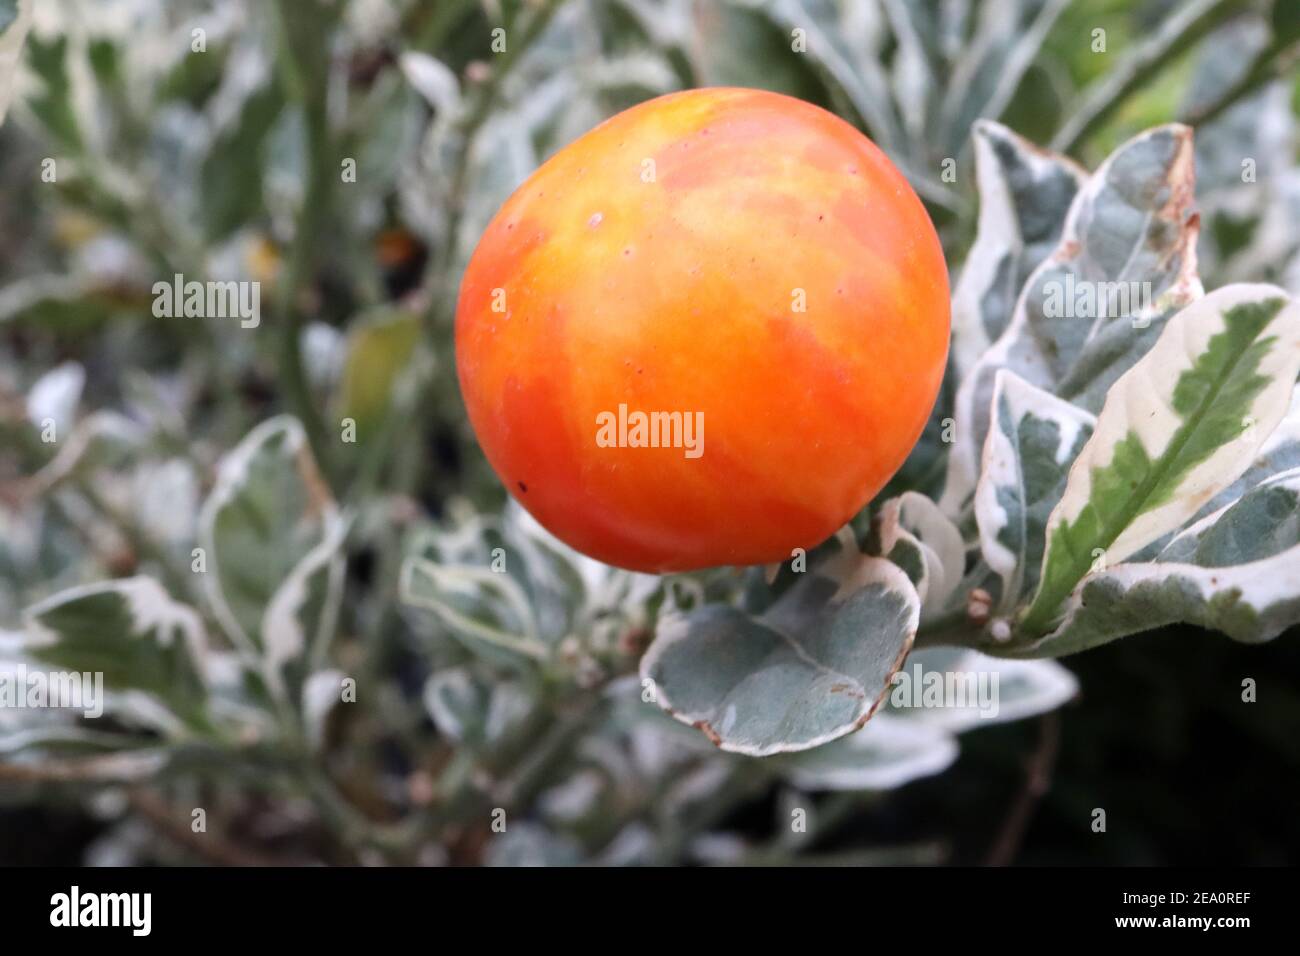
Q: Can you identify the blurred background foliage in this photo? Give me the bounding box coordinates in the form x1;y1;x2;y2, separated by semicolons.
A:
1;0;1299;865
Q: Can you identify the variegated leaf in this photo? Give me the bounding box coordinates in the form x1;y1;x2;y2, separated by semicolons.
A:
23;577;209;728
943;124;1201;514
950;121;1085;381
1027;467;1300;656
198;417;342;668
1022;285;1300;635
975;370;1095;612
640;550;919;756
877;491;965;618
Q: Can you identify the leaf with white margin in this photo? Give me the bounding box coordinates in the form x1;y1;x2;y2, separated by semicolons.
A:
1129;385;1300;562
400;498;659;661
778;712;957;792
640;551;919;756
975;371;1095;612
1022;285;1300;635
397;52;459;117
22;577;210;729
950;121;1086;381
943;124;1200;515
877;492;965;617
886;647;1077;731
260;511;347;692
400;557;548;663
423;667;488;745
1024;468;1300;656
1157;466;1300;566
199;416;338;661
301;669;344;751
26;410;146;495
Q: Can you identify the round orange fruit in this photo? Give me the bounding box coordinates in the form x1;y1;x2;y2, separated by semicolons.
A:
455;87;949;573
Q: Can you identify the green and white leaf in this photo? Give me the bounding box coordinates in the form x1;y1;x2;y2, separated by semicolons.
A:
943;124;1201;515
400;557;549;663
975;370;1095;612
1026;467;1300;656
640;548;919;756
400;500;658;663
950;120;1085;381
26;411;146;495
198;416;340;666
778;712;957;791
423;667;489;745
23;577;209;729
877;491;964;618
261;510;348;689
1022;285;1300;635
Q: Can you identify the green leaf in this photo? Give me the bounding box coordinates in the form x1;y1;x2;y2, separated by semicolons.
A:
944;124;1201;514
975;371;1095;612
337;308;422;438
640;548;919;756
1023;285;1300;635
198;416;341;669
23;577;209;728
949;121;1086;382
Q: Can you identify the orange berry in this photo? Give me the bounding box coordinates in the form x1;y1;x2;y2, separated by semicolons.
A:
456;88;949;572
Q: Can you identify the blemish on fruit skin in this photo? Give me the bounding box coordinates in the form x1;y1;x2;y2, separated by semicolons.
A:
517;481;528;493
588;212;604;228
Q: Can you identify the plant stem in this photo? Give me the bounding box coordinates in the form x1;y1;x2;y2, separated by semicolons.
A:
985;712;1061;866
271;0;335;483
1179;37;1300;128
1050;0;1243;154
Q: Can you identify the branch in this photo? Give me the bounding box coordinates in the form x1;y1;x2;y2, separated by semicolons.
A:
1051;0;1242;154
985;712;1061;866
